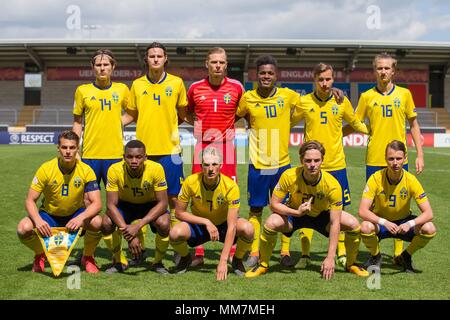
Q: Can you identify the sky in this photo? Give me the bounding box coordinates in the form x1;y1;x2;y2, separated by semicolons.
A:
1;0;450;42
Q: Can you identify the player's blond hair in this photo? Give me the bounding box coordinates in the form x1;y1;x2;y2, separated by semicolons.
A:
373;52;397;70
206;47;227;61
201;146;223;164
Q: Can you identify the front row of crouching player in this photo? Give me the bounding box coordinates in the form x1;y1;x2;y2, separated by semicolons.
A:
17;130;436;279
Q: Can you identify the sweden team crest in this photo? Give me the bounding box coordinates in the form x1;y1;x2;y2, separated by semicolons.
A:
112;92;119;103
394;97;401;108
37;227;82;277
277;97;285;108
165;86;173;97
217;193;225;205
224;93;231;104
332;104;339;115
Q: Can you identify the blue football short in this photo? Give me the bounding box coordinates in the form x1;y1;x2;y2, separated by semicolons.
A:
328;168;351;206
247;164;291;207
116;200;169;233
148;154;184;197
186;221;236;247
39;207;85;227
82;158;122;188
377;214;417;242
283;210;331;238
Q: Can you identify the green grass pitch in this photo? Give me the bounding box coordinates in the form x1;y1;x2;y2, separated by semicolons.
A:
1;145;449;300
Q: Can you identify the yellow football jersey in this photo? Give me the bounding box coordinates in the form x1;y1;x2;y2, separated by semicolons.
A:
362;168;428;221
128;73;188;156
30;158;99;217
273;167;343;217
237;87;301;169
73;82;129;159
178;173;241;225
298;93;368;170
356;85;416;166
106;160;167;204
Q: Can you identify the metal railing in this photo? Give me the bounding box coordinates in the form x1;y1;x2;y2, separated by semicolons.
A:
32;109;73;125
0;109;18;125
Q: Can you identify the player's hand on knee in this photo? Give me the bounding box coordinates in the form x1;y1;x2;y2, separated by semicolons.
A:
206;222;219;241
66;217;83;232
36;219;52;238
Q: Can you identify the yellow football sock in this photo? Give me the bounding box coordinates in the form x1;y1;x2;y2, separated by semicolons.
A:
235;236;252;260
105;230;128;265
170;239;189;257
299;228;314;256
19;233;44;255
344;227;361;266
260;226;277;268
361;232;380;256
393;238;404;257
338;231;346;257
134;221;147;250
83;230;102;257
406;232;436;256
170;209;180;228
280;233;291;256
248;214;262;256
154;233;169;264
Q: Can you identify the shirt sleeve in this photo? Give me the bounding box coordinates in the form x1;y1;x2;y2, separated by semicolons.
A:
153;164;168;192
290;93;304;128
84;166;99;193
355;93;367;122
227;184;241;209
106;166;119;192
362;175;377;200
236;95;248;117
29;164;47;193
272;172;289;200
177;178;191;203
404;89;417;120
186;84;196;113
177;79;188;108
410;175;428;205
121;85;130;111
343;98;369;134
127;82;137;111
73;86;84;116
328;182;343;211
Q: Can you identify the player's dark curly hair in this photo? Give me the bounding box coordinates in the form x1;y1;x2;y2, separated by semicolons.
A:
255;55;278;72
125;140;146;152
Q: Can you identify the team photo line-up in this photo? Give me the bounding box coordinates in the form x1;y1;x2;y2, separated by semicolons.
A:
16;42;436;281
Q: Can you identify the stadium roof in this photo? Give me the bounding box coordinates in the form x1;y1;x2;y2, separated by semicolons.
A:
1;39;450;70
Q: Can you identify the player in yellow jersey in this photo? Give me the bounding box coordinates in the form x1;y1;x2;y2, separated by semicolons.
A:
245;141;369;279
123;43;188;257
293;63;369;269
236;55;303;268
359;140;436;273
72;49;131;271
102;140;171;274
346;52;425;263
17;131;103;273
170;147;253;280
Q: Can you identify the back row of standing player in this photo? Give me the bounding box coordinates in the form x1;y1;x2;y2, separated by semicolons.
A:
72;43;425;272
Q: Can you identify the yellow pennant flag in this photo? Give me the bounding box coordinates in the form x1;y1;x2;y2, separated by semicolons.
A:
37;227;82;277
